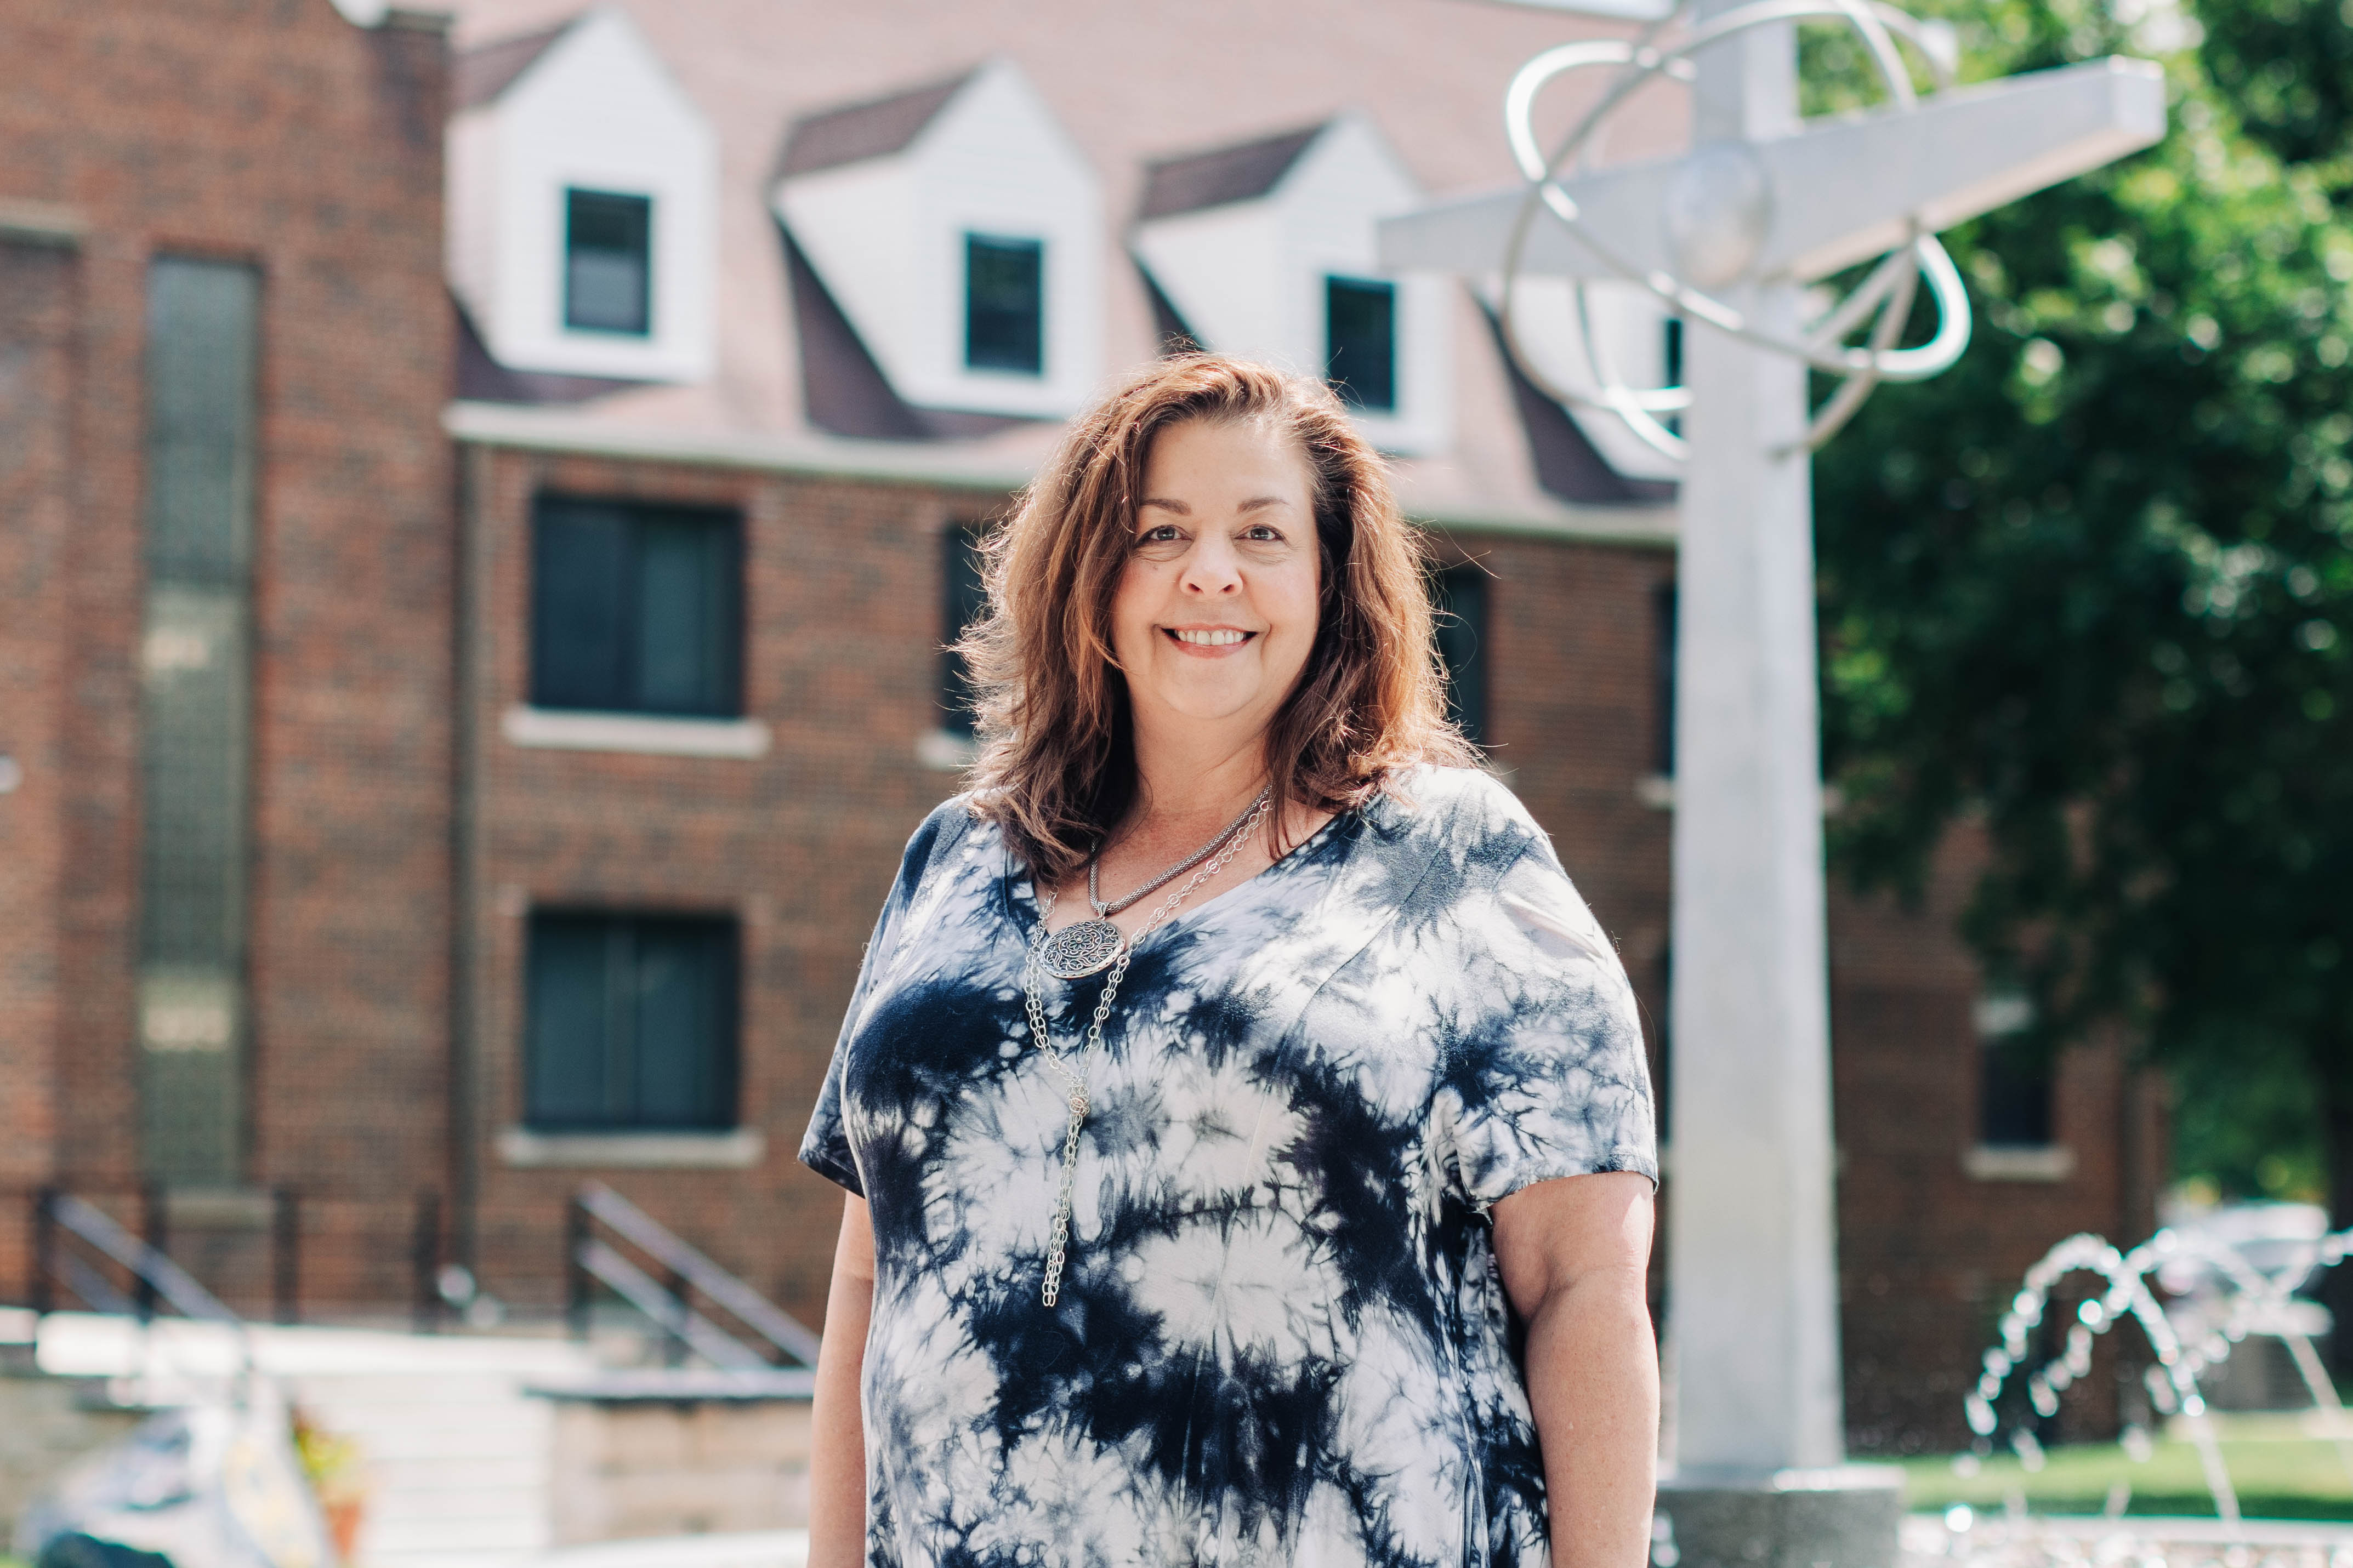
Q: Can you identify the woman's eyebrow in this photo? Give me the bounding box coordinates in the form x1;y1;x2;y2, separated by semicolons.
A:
1135;494;1294;517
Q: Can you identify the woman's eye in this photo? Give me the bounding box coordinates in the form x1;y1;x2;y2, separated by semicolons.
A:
1138;524;1181;545
1243;525;1283;543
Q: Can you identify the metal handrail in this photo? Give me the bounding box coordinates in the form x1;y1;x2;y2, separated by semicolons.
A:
570;1181;822;1367
576;1240;767;1370
45;1193;241;1325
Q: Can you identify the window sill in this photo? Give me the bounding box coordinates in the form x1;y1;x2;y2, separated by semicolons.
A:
497;1127;767;1170
916;728;978;773
502;706;770;759
1962;1144;2075;1183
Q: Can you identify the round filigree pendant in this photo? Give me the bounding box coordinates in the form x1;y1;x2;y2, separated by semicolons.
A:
1039;916;1124;980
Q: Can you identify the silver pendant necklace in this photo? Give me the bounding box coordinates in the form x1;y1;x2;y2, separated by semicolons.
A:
1035;788;1271;981
1022;789;1273;1307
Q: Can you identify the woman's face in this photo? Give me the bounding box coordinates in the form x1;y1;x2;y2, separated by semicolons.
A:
1111;417;1322;740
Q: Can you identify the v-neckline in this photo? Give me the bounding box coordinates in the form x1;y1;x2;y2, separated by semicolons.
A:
1002;807;1355;955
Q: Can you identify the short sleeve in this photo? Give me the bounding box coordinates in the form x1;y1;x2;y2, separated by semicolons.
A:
1438;835;1658;1211
797;799;970;1196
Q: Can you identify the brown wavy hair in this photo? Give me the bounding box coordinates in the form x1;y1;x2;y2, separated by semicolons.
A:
957;353;1476;883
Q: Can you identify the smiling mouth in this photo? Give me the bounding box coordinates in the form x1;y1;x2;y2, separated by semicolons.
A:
1165;628;1255;647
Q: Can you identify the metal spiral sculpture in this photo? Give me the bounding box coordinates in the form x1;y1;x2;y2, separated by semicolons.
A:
1498;0;1976;458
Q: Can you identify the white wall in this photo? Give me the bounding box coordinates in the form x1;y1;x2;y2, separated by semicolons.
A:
1494;276;1683;482
1133;116;1453;457
773;59;1104;420
446;8;718;383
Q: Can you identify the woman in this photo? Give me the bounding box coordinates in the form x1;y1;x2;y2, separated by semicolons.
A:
802;356;1658;1568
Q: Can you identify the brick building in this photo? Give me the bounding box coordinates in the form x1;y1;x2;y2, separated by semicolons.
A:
0;0;2161;1451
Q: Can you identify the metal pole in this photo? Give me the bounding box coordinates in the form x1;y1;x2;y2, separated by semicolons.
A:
31;1187;56;1318
138;1184;167;1324
273;1187;299;1326
412;1190;442;1334
565;1191;590;1343
664;1264;690;1367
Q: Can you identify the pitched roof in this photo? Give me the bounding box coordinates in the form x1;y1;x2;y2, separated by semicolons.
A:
451;16;577;111
774;70;971;179
1136;124;1324;220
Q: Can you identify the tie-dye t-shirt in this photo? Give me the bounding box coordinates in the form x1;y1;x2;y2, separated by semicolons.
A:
800;767;1657;1568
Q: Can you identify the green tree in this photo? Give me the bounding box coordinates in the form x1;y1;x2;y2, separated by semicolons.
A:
1805;1;2353;1248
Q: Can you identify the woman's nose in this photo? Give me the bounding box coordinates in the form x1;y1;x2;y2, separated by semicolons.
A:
1181;533;1243;594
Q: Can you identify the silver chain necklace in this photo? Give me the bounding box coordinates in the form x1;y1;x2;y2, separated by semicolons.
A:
1022;791;1274;1307
1035;788;1271;980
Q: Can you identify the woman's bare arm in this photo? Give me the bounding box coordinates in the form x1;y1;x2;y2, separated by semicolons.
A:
1492;1170;1659;1568
808;1195;876;1568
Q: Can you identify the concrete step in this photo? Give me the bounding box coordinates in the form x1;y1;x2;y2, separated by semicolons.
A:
21;1314;592;1568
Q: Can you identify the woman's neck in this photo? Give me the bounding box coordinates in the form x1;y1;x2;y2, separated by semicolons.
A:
1119;721;1269;843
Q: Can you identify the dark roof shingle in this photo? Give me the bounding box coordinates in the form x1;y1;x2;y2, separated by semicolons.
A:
452;17;577;112
775;71;973;179
1136;124;1325;220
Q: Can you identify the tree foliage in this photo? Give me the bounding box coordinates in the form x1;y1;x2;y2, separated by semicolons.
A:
1803;0;2353;1203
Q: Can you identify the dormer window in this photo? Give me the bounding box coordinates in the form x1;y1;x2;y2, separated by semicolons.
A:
565;189;653;335
1134;117;1450;455
965;234;1044;375
771;60;1103;426
446;11;717;384
1325;276;1396;412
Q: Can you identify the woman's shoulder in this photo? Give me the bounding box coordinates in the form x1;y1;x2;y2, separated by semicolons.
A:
885;792;993;903
1368;764;1551;867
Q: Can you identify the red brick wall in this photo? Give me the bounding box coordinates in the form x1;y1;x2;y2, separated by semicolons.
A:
455;448;1006;1323
0;240;79;1236
0;0;453;1315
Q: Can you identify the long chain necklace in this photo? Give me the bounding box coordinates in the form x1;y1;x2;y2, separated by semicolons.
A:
1022;790;1274;1307
1035;789;1271;981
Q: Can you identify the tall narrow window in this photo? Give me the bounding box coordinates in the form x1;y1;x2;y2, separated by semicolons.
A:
565;189;653;335
525;913;738;1131
1431;563;1488;749
1662;316;1685;436
940;524;990;736
965;235;1044;375
532;498;743;717
1326;276;1397;412
1976;991;2053;1147
139;257;260;1185
1654;583;1678;777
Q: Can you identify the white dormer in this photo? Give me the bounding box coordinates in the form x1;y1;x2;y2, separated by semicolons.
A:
771;60;1104;421
447;9;717;384
1133;117;1452;457
1492;277;1683;483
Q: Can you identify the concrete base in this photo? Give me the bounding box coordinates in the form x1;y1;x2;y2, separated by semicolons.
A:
1656;1467;1906;1568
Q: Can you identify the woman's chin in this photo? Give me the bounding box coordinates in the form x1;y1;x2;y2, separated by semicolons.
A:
1136;682;1278;729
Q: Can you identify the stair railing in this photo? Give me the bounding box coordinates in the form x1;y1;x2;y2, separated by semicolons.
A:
32;1188;253;1375
565;1181;822;1369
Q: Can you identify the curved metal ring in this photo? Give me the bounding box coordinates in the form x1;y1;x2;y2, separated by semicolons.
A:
1495;0;1974;459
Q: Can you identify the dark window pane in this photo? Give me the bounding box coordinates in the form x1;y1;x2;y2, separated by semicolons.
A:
1326;276;1397;412
632;922;736;1129
1655;583;1678;777
139;256;259;1187
965;234;1044;374
526;913;737;1131
636;515;740;715
527;917;619;1127
533;501;633;709
1431;563;1487;748
940;524;988;735
1980;1036;2054;1147
1662;316;1685;437
566;189;652;335
531;498;743;716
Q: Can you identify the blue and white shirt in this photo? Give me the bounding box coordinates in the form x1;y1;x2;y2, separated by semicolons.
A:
802;767;1657;1568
